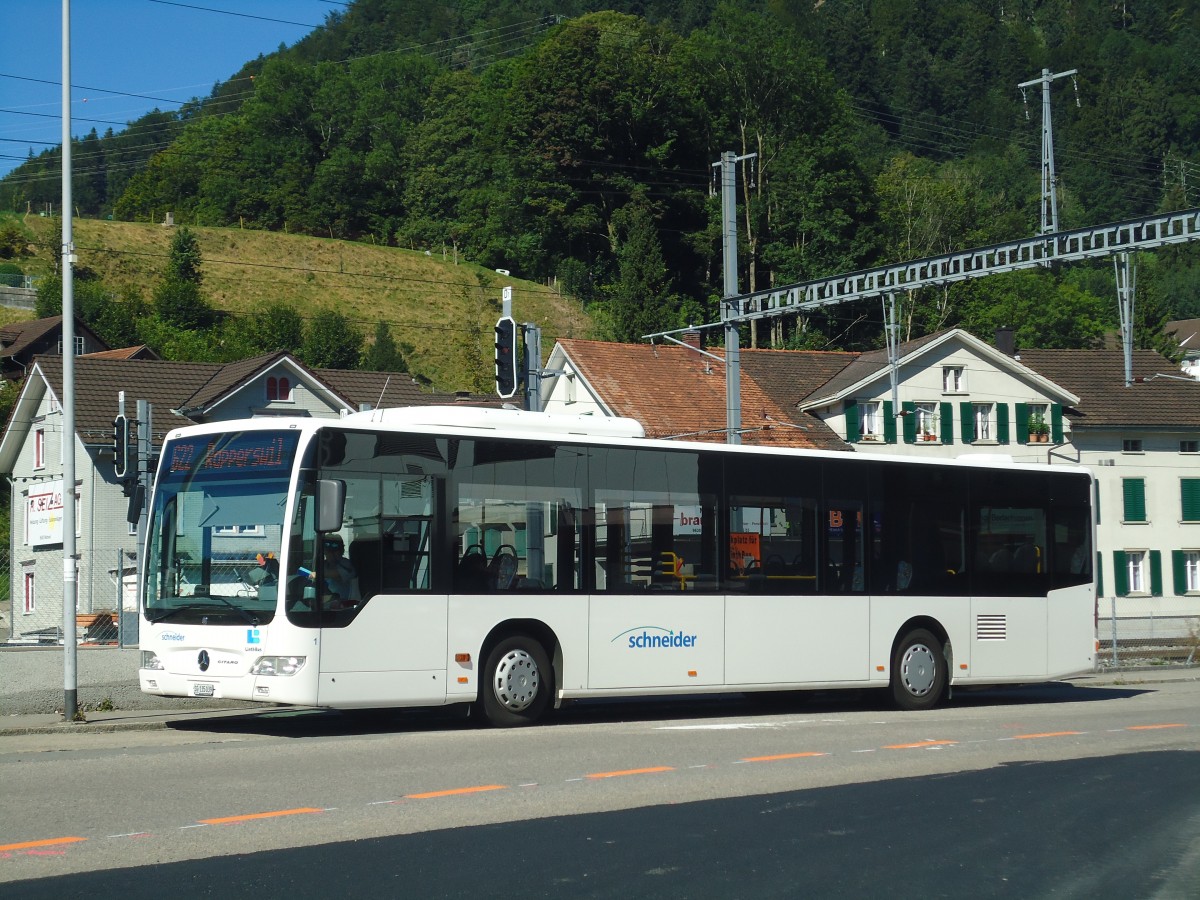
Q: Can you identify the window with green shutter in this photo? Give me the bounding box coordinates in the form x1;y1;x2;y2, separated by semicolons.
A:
1150;550;1163;597
996;403;1010;444
1122;478;1146;522
844;399;859;442
1112;550;1129;596
939;402;954;444
1177;550;1200;594
1015;402;1029;443
1181;479;1200;522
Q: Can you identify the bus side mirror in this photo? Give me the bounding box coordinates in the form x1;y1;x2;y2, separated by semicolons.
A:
316;479;345;533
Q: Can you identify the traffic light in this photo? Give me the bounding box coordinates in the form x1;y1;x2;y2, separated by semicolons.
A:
113;415;129;478
495;316;518;398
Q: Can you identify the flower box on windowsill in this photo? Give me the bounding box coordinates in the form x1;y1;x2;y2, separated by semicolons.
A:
921;433;938;442
859;435;879;442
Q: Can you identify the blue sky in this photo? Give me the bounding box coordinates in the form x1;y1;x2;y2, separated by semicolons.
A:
0;0;341;180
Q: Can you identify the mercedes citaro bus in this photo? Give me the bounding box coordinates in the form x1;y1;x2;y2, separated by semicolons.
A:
139;406;1095;726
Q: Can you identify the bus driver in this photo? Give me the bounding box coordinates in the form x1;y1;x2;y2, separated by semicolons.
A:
321;533;361;609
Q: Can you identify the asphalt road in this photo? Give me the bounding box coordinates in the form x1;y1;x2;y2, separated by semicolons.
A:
2;679;1198;898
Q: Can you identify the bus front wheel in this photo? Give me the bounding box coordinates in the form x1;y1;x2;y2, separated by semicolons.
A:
891;629;946;711
478;636;552;727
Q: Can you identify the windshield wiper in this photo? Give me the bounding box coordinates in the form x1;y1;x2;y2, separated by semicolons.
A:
149;598;259;626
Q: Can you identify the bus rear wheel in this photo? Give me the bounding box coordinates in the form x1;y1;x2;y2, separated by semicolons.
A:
891;628;946;711
478;636;552;727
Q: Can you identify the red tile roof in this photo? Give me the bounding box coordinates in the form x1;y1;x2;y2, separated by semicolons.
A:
1016;348;1200;428
556;339;851;449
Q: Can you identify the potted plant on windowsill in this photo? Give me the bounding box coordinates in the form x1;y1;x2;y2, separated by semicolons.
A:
1028;412;1049;443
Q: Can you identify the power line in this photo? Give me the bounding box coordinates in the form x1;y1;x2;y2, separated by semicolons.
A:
144;0;321;29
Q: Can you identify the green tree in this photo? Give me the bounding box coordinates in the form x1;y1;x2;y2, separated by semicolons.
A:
166;226;203;284
601;199;691;342
957;271;1111;350
361;321;408;372
221;302;305;358
152;225;214;331
301;310;362;369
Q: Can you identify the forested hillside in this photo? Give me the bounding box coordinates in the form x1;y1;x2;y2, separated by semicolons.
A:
3;0;1199;356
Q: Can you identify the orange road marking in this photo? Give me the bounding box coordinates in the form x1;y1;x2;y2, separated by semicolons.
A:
883;740;958;750
199;807;324;825
586;766;674;779
0;836;86;852
1013;731;1084;740
405;785;507;800
741;752;827;763
1127;723;1186;731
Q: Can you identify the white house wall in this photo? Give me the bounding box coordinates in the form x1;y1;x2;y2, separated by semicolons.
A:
1073;431;1200;629
819;341;1066;464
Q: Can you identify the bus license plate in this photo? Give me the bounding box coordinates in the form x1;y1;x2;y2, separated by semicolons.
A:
192;683;215;697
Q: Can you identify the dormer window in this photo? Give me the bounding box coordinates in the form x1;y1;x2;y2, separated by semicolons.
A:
266;376;292;402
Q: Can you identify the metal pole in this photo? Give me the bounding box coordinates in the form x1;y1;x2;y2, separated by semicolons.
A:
135;400;150;634
523;324;542;412
61;0;79;722
1111;596;1118;667
719;151;742;445
1018;68;1077;237
1115;252;1135;387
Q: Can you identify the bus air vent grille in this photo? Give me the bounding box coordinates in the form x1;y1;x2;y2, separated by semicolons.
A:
976;614;1007;641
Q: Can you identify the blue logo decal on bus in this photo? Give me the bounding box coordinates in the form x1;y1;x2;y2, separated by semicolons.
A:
612;626;697;649
161;631;185;642
247;628;261;645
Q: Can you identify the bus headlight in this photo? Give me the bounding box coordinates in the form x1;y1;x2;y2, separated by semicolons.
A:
141;651;164;671
250;656;306;676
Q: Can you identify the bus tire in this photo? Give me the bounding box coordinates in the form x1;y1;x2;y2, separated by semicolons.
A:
891;628;945;711
478;636;552;727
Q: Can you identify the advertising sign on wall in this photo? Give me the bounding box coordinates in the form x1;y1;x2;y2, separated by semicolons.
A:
27;480;63;547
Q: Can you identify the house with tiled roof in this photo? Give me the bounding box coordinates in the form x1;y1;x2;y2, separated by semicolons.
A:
0;352;484;641
796;328;1079;463
540;337;849;450
0;315;108;381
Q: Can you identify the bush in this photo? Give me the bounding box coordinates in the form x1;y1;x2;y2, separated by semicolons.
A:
0;221;29;259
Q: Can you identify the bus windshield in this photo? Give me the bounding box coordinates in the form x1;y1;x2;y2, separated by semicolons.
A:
144;429;301;626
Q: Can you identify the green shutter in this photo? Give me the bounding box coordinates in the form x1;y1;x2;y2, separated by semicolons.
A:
902;402;916;443
883;401;896;443
1095;552;1103;596
1181;479;1200;521
1173;550;1187;596
996;403;1010;444
1122;479;1146;522
1015;402;1029;443
1051;404;1064;443
940;402;953;444
960;401;973;443
1113;551;1128;596
844;399;859;442
1150;550;1163;597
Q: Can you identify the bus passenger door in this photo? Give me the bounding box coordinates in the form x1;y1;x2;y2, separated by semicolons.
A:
317;475;448;707
587;495;724;689
725;498;870;685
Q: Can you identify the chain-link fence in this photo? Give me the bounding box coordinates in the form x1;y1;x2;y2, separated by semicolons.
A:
2;546;139;648
1097;595;1200;669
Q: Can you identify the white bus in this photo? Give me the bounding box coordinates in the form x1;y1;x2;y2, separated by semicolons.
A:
138;406;1096;726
